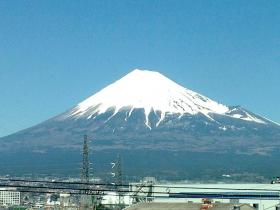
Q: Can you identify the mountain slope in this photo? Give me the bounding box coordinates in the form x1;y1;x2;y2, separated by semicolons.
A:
1;69;279;151
0;69;279;179
58;69;274;127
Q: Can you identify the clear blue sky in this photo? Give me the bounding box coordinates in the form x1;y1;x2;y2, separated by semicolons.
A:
0;0;279;137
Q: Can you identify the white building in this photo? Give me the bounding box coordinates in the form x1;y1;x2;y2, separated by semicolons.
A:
102;191;131;206
129;182;280;210
0;188;20;206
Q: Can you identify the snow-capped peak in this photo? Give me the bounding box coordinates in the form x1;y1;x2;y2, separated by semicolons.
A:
63;69;270;128
67;69;229;126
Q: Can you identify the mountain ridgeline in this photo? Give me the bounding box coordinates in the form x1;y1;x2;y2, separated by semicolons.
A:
1;69;280;181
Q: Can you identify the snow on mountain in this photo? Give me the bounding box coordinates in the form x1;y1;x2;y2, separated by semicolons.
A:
225;107;266;124
1;68;280;166
62;69;270;128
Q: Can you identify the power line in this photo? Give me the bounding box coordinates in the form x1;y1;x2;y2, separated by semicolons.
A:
1;182;280;200
0;184;279;200
2;178;280;192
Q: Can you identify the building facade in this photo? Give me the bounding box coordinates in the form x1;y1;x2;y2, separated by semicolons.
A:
0;188;20;206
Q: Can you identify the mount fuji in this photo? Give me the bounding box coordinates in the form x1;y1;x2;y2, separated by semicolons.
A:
61;69;270;128
1;69;280;180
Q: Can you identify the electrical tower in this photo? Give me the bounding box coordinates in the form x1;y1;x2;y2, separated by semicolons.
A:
111;154;124;208
81;134;90;183
116;154;122;187
111;154;123;186
80;135;92;210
